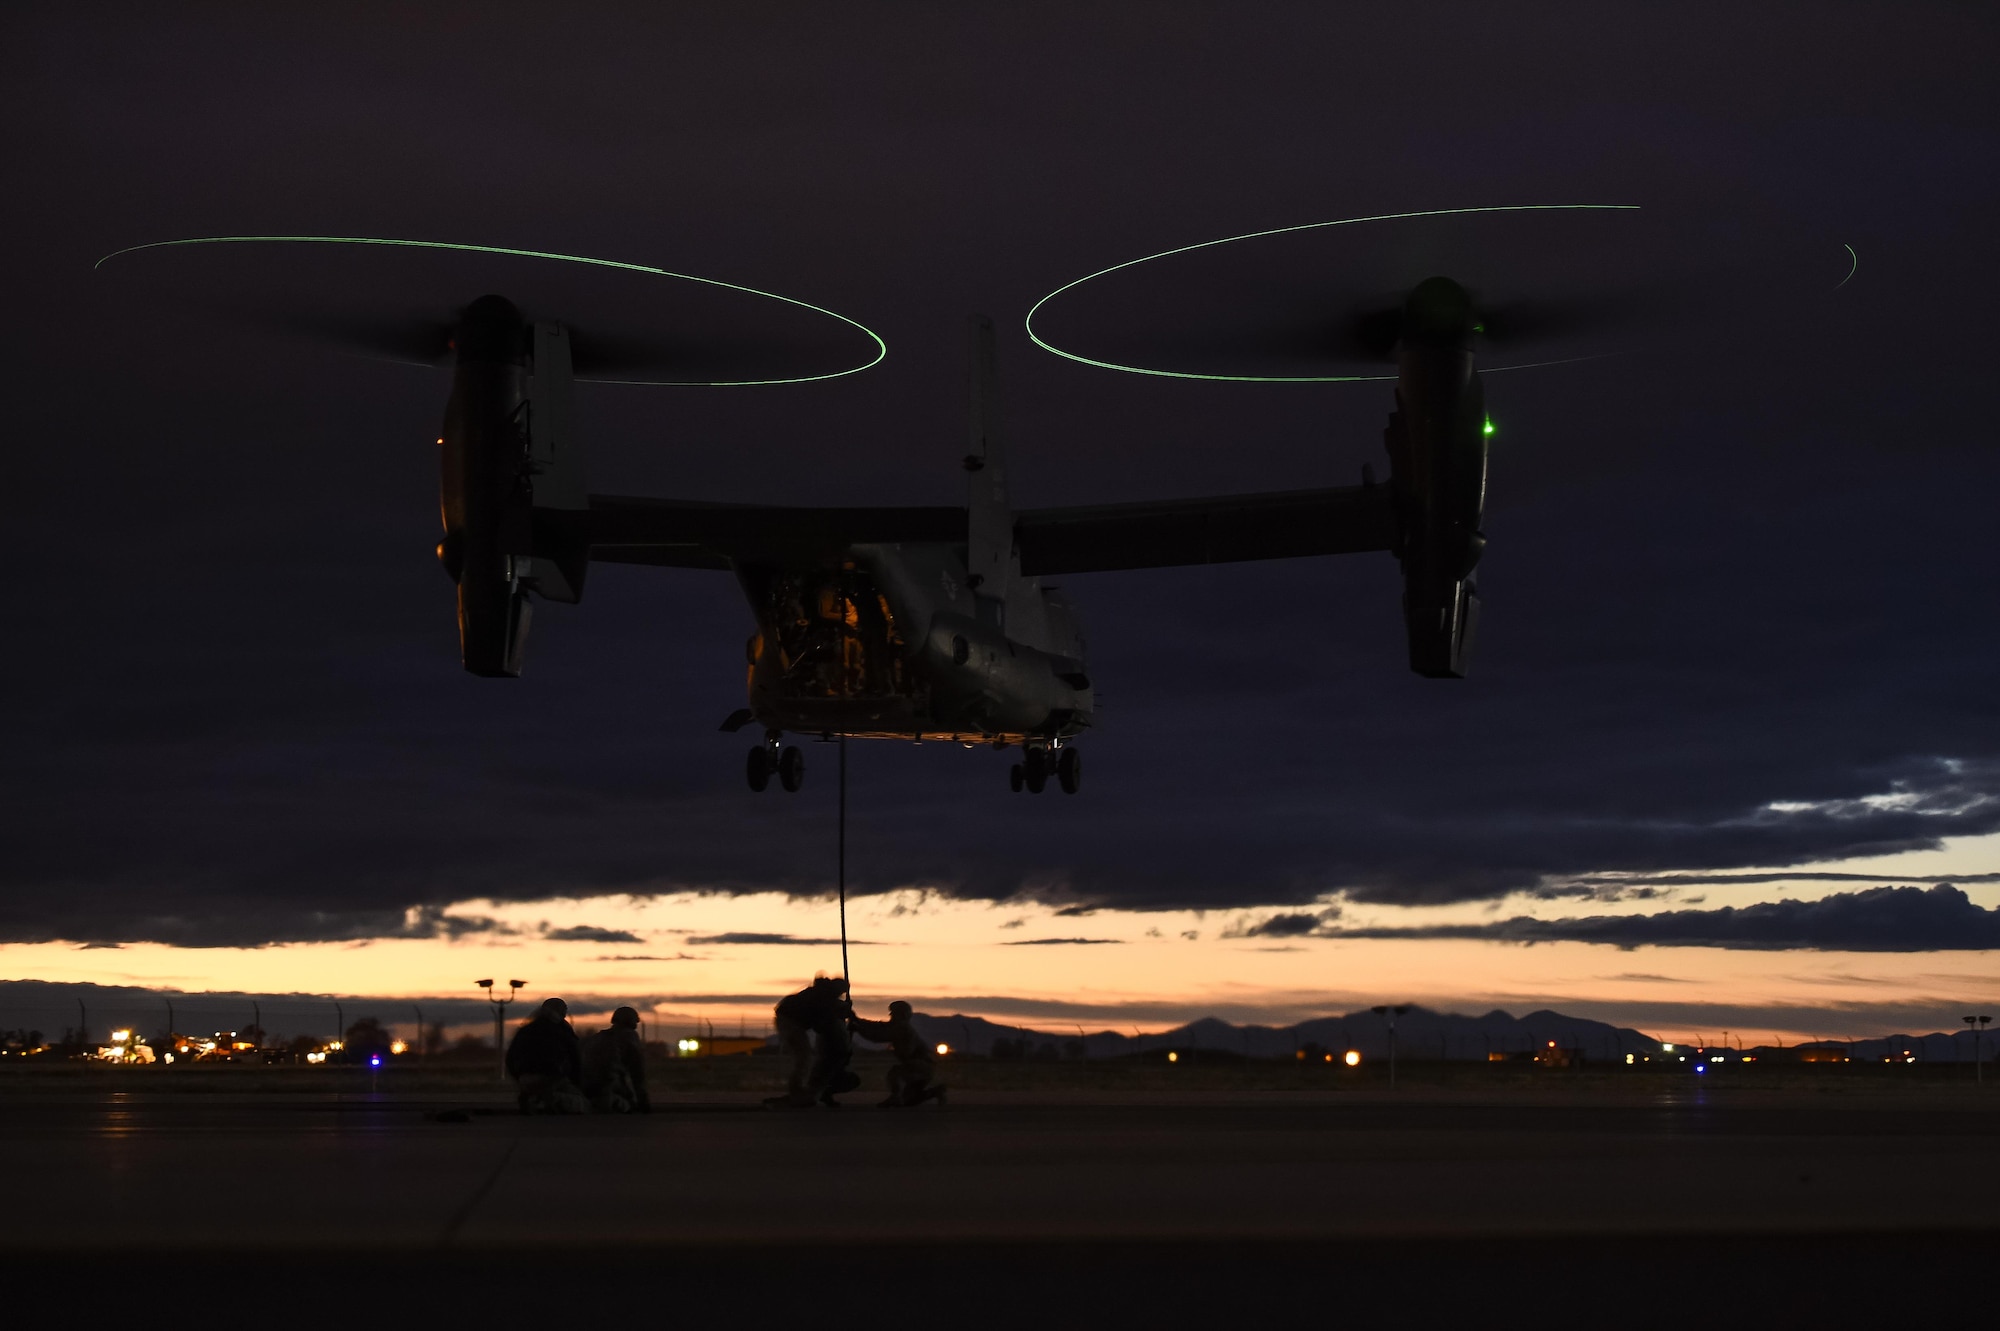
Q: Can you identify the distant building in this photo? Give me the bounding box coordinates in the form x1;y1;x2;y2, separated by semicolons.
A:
671;1036;766;1057
1792;1043;1851;1064
1534;1040;1579;1068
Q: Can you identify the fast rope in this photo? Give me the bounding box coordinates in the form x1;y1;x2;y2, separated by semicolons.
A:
838;736;851;991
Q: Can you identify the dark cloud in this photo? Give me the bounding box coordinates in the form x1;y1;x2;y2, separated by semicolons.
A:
543;925;644;944
684;932;867;947
1001;937;1124;946
1324;885;2000;952
592;953;700;962
4;7;1999;944
1552;872;2000;889
1526;885;1670;903
1233;913;1326;939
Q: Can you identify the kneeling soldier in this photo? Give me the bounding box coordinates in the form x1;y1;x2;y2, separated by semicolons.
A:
582;1006;651;1113
849;1000;947;1108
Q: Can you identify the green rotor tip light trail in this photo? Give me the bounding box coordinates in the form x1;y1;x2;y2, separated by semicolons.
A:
1483;418;1495;437
1024;204;1642;383
93;235;887;386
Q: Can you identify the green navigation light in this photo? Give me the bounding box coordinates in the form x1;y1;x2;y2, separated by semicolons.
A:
1024;204;1641;383
93;235;887;386
1483;418;1495;437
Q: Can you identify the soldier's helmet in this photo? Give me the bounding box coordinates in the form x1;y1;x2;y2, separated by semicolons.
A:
612;1006;640;1028
888;1001;913;1019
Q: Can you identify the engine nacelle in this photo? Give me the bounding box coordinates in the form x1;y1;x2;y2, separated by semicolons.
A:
1385;286;1488;679
437;297;588;677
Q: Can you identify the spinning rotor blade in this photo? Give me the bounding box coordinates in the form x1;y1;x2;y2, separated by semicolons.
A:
183;298;457;364
1103;285;1668;371
98;235;890;386
266;310;456;364
1473;293;1662;346
1344;288;1667;359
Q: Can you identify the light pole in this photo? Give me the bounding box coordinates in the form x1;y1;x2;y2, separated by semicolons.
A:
412;1005;425;1060
1966;1015;1993;1085
1372;1004;1410;1089
478;980;526;1081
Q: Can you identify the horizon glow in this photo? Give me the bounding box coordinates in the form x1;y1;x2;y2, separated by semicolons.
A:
6;867;1996;1047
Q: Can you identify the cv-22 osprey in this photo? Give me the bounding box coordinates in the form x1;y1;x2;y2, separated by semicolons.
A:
439;283;1487;796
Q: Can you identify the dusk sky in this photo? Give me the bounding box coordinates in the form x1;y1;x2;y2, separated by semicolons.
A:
6;5;1998;1044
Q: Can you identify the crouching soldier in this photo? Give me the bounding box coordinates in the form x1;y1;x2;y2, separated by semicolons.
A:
849;1000;947;1108
582;1006;651;1113
764;973;860;1109
506;998;587;1114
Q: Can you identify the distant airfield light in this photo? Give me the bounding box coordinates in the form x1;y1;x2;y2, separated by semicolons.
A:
1695;1064;1707;1074
369;1054;382;1068
112;1030;131;1044
1626;1053;1635;1065
1343;1050;1362;1068
1662;1043;1674;1052
1167;1051;1179;1063
389;1040;408;1055
1323;1053;1334;1063
935;1043;950;1057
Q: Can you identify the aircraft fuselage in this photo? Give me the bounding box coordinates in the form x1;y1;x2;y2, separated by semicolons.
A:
739;541;1093;745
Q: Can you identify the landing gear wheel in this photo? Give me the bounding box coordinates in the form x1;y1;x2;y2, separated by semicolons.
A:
777;745;805;793
1023;748;1048;795
746;746;772;793
1009;764;1025;793
1056;746;1081;795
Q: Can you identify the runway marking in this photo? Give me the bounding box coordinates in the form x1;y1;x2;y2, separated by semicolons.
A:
438;1134;522;1249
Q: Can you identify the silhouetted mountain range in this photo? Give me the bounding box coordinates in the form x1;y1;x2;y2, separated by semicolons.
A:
903;1006;1657;1060
4;981;1992;1063
898;1007;1996;1062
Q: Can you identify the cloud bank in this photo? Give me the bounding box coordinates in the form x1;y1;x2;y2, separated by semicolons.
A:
1322;885;2000;952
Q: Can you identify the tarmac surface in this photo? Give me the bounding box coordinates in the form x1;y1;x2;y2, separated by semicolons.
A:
9;1075;1999;1324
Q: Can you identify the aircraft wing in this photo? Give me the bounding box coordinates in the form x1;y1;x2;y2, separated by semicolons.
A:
578;496;963;570
1013;484;1395;575
573;485;1395;575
